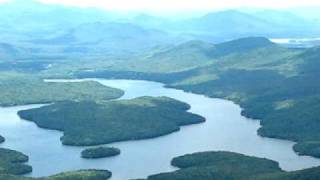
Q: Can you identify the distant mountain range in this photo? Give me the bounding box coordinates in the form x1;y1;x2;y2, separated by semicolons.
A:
0;0;319;59
131;9;320;42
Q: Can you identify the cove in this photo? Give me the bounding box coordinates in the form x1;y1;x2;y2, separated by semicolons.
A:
1;79;320;180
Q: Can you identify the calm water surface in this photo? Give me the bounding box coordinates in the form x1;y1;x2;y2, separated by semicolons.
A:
1;79;320;180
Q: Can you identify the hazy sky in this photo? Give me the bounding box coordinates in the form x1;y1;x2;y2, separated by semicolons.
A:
1;0;320;13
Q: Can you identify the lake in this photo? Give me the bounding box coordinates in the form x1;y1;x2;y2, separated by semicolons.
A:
1;79;320;180
270;38;320;47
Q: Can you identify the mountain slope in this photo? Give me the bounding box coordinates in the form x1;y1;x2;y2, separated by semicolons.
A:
165;10;320;41
27;22;175;54
108;37;278;73
170;46;320;158
75;38;320;159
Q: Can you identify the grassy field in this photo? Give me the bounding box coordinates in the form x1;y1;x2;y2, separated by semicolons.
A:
18;96;205;146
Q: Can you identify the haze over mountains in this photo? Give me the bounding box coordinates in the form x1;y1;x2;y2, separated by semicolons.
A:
2;0;320;179
0;0;320;60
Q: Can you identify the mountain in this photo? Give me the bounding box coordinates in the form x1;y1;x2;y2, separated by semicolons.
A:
1;1;319;56
165;10;320;42
137;40;217;72
185;10;270;32
0;0;115;28
88;37;278;74
0;0;185;57
130;14;170;30
27;22;178;55
252;10;310;26
0;43;36;61
0;0;122;43
289;7;320;22
214;37;275;56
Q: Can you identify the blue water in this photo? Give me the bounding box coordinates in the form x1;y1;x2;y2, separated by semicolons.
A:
1;79;320;180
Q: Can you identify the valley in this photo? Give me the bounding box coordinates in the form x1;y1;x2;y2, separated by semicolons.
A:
75;38;320;159
0;0;320;179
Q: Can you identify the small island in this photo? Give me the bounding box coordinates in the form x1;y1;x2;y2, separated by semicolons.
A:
0;148;32;175
81;147;120;159
0;135;4;143
0;147;112;179
43;169;112;180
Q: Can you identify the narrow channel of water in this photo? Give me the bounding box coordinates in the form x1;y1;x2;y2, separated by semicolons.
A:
1;79;320;180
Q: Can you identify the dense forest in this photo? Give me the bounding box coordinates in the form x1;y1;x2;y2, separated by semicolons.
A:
18;96;205;146
146;151;320;180
0;148;32;175
81;147;121;159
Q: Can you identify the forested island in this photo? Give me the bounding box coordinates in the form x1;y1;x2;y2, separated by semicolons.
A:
0;148;32;175
42;169;112;180
0;147;111;180
145;151;320;180
81;147;120;159
18;96;205;146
